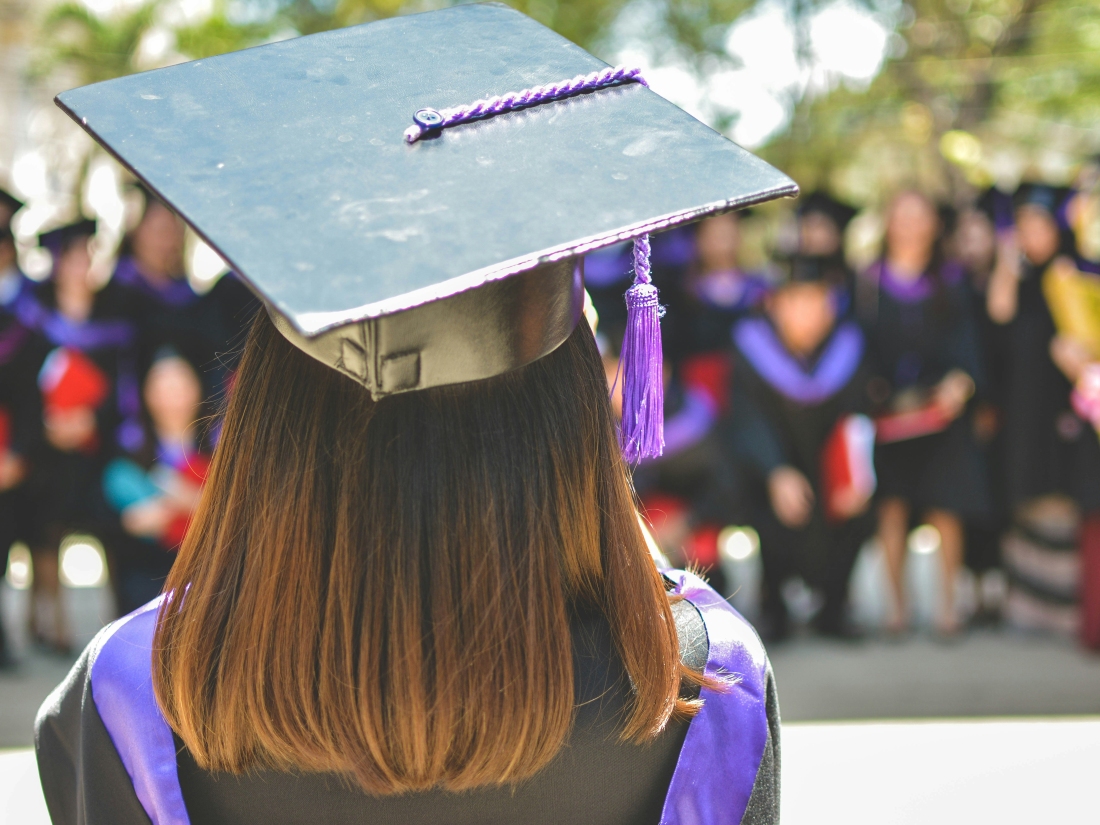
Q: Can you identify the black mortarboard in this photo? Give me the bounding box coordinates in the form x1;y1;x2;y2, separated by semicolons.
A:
1014;183;1073;226
775;254;848;288
38;219;97;257
55;3;795;405
796;191;857;230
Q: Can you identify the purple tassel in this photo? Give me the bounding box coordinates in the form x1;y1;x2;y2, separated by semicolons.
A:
619;234;664;462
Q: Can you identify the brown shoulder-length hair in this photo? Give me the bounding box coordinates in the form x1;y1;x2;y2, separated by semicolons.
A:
153;311;702;795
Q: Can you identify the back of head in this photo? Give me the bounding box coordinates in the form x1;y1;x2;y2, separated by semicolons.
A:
153;311;692;795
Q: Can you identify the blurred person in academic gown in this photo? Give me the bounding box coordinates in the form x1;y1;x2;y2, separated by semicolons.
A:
986;184;1100;634
730;255;875;641
16;220;136;651
949;189;1015;620
102;348;211;614
0;188;45;667
795;191;857;291
113;184;258;399
857;191;991;637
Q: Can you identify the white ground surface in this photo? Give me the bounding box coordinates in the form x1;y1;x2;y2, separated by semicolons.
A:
4;718;1099;824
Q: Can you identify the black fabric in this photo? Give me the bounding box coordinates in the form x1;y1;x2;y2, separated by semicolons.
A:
998;259;1100;511
858;263;992;520
35;644;155;825
36;592;781;825
176;607;690;825
740;668;781;825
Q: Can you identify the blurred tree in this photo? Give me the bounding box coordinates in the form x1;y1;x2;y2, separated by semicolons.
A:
763;0;1100;203
33;1;161;83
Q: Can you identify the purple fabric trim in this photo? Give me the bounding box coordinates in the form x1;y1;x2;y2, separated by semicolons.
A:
650;386;717;459
12;292;134;350
734;317;864;404
89;596;191;825
584;245;632;288
404;66;647;143
0;321;30;365
652;227;697;269
875;261;932;303
660;569;770;825
693;270;769;311
114;257;200;307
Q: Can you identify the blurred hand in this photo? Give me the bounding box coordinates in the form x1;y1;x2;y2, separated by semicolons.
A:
933;370;975;421
986;232;1020;324
0;452;25;490
121;497;176;538
830;485;872;521
44;407;97;451
1050;334;1093;383
768;466;815;528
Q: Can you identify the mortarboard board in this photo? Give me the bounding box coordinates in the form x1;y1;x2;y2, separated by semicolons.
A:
54;3;796;456
38;218;97;257
796;191;857;230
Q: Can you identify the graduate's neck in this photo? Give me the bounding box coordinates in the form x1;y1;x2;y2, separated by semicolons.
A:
885;246;931;281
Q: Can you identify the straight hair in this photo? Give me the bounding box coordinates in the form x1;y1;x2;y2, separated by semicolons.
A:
152;311;702;795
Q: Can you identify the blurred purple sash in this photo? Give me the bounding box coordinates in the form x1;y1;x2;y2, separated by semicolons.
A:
114;257;200;307
734;316;863;404
90;596;190;825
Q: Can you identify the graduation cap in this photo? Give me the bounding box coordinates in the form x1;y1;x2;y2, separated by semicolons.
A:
38;218;97;257
774;254;848;288
1014;183;1073;227
54;3;796;459
796;191;857;230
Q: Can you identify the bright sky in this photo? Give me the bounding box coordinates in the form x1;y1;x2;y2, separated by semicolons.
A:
614;0;892;147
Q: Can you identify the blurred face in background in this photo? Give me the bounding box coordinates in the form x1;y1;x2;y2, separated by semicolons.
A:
145;356;202;437
769;281;836;356
132;201;186;280
54;239;93;297
1016;205;1061;266
799;212;842;257
885;191;939;272
696;213;741;272
955;209;997;279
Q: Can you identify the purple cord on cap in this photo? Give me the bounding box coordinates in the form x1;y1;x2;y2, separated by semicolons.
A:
403;65;648;143
405;65;664;461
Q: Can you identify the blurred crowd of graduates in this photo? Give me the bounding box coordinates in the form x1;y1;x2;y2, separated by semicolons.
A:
3;166;1100;664
589;178;1100;647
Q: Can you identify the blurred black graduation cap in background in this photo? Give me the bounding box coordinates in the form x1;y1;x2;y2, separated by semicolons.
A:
38;218;97;257
796;191;857;230
55;2;796;398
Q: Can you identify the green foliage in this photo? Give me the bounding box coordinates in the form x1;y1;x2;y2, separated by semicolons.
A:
34;0;160;84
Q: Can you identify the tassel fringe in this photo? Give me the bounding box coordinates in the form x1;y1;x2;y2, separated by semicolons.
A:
619;234;664;462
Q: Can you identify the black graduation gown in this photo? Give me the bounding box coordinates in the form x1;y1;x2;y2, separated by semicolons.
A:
0;270;47;547
36;571;781;825
18;280;138;542
857;260;992;520
729;316;875;630
113;259;259;400
1000;257;1100;512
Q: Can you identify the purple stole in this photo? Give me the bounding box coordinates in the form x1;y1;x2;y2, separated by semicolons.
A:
734;316;864;405
89;571;768;825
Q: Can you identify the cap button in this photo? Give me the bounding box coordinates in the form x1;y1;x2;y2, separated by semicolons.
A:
413;108;444;130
